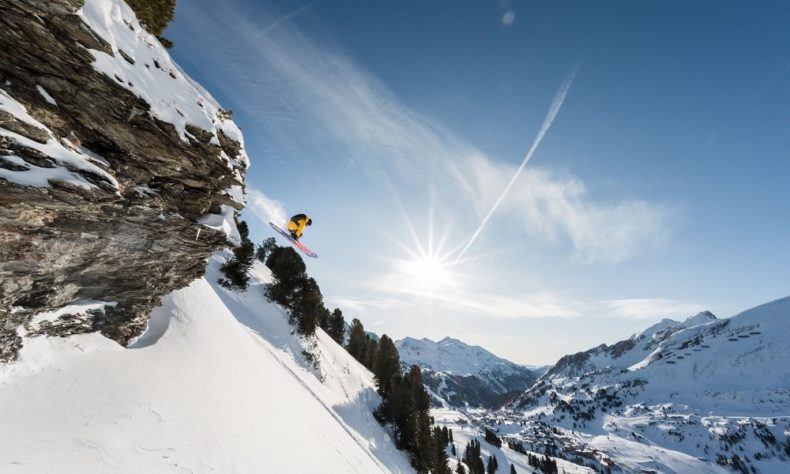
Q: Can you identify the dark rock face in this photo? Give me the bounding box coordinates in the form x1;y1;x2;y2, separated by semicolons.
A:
0;0;246;360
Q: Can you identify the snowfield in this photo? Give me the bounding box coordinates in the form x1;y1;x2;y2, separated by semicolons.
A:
0;256;413;473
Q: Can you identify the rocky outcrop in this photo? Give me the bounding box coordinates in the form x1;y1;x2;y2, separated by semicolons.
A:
0;0;248;360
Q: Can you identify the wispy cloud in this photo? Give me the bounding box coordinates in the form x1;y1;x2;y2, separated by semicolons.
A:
179;0;675;264
365;278;704;321
598;298;707;320
405;290;582;320
324;297;405;313
459;158;676;263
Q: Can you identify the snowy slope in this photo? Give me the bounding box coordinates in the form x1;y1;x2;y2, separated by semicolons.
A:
544;310;722;380
396;337;536;408
0;256;413;473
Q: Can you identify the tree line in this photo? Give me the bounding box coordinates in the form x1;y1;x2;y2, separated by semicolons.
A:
348;319;452;473
219;222;451;472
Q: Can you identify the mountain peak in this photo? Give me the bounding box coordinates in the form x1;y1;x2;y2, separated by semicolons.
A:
395;335;538;407
396;336;521;376
438;336;464;345
681;310;717;328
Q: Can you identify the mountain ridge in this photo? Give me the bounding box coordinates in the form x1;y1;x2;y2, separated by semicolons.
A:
396;335;537;408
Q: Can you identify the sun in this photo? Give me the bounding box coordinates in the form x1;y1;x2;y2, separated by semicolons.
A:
402;255;452;288
376;200;479;299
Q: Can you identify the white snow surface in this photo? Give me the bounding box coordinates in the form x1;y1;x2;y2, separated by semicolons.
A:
0;256;413;473
35;85;57;106
28;300;117;328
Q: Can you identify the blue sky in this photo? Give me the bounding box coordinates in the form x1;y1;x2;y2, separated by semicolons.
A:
166;0;790;364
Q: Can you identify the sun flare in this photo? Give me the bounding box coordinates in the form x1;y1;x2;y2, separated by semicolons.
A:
403;255;452;288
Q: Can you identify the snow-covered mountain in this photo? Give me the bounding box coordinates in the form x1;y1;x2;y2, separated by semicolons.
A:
433;296;790;473
543;310;720;380
396;336;537;408
0;256;413;472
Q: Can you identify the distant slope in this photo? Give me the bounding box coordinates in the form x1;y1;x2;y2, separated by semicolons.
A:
396;336;536;408
543;310;718;380
0;256;413;473
499;296;790;473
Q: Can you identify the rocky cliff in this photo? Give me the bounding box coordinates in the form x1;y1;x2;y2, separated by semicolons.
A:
0;0;248;360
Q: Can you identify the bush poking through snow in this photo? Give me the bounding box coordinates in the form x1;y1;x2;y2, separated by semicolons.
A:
219;221;255;290
255;237;277;262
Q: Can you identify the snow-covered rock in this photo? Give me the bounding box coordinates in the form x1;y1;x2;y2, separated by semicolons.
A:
0;256;413;473
0;0;248;360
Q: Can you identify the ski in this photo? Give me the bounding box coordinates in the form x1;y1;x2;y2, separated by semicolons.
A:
269;221;318;258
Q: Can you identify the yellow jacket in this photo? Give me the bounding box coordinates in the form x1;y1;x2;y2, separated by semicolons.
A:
287;214;311;239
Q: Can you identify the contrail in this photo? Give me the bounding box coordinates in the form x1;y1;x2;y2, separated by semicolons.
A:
455;62;580;260
254;2;315;39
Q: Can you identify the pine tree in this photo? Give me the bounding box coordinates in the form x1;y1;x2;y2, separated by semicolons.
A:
411;371;441;472
486;455;497;473
364;336;379;369
510;464;517;474
346;318;367;363
456;463;467;474
375;370;402;424
291;277;323;337
126;0;176;36
484;428;502;448
327;308;345;344
415;410;435;473
219;220;255;290
317;306;331;332
463;440;484;474
255;237;277;262
394;370;418;454
433;427;451;474
373;335;401;397
265;246;307;307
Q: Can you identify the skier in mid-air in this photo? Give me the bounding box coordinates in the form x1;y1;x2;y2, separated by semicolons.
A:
287;214;312;241
268;214;318;258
